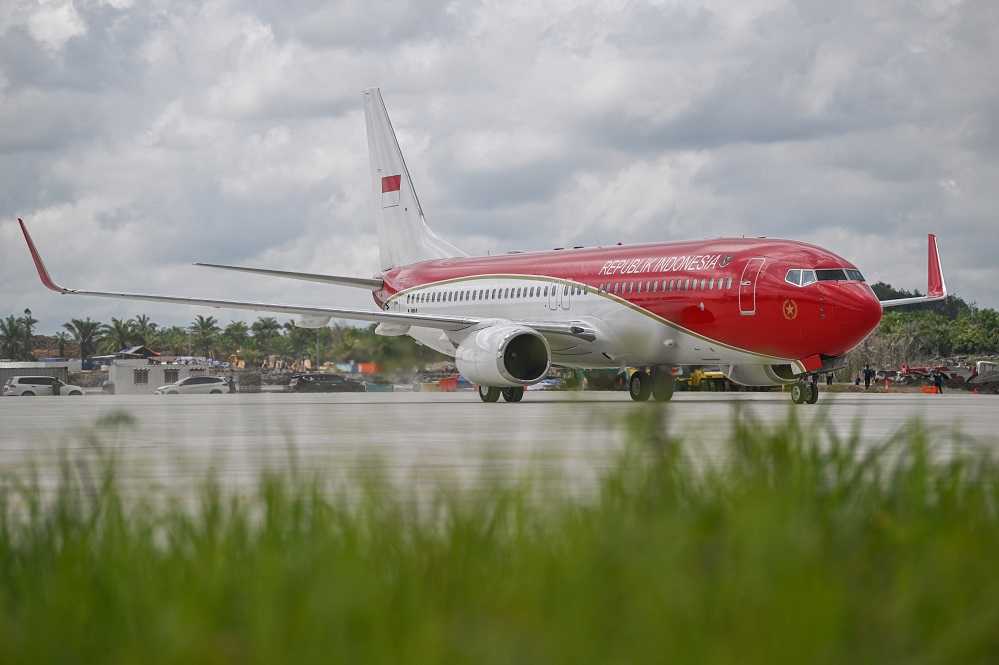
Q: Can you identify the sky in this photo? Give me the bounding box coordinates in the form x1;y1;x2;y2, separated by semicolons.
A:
1;0;997;333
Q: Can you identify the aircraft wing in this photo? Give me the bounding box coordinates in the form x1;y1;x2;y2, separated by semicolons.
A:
194;262;383;290
17;219;596;341
880;234;948;308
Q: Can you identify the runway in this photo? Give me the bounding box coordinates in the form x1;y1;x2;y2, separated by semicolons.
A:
1;391;996;493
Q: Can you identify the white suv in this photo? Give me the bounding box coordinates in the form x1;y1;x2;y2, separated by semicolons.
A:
3;376;84;396
155;375;229;395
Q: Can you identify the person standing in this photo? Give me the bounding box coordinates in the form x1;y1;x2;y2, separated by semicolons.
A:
933;372;944;394
863;364;873;390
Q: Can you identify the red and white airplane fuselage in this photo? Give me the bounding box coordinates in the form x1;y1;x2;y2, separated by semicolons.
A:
379;237;884;373
15;88;946;404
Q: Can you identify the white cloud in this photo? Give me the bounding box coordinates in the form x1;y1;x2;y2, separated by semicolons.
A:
1;0;998;333
27;0;86;51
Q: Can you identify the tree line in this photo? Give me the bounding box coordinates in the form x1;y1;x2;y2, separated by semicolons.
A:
0;313;442;371
846;283;999;375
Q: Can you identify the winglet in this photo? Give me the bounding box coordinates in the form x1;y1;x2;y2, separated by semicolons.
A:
879;233;948;308
17;218;68;293
927;233;946;298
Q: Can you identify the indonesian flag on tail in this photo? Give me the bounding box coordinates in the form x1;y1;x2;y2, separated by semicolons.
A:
381;174;401;208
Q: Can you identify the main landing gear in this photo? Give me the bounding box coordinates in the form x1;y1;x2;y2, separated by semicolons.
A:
629;368;675;402
790;380;819;405
478;385;524;403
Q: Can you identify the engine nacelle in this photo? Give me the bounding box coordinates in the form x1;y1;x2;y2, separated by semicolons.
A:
727;363;798;387
455;324;551;388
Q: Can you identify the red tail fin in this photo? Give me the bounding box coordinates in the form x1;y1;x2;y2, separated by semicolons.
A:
927;233;945;298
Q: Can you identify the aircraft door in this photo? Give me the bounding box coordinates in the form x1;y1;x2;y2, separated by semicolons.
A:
739;258;766;316
546;283;571;311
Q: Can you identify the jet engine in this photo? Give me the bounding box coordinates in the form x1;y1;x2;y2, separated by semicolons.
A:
726;364;798;387
455;324;551;387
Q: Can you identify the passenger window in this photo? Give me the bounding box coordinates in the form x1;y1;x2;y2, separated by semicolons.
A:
709;278;715;290
727;276;733;289
636;282;642;294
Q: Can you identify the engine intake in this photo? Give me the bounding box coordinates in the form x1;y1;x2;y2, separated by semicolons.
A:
456;324;551;387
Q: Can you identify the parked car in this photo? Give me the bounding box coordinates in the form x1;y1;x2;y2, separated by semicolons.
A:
155;375;229;395
3;376;84;396
288;373;365;393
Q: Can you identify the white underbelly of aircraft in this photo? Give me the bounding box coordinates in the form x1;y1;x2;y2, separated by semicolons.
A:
391;277;792;371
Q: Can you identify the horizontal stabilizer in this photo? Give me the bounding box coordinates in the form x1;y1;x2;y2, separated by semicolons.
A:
195;263;383;290
880;234;948;308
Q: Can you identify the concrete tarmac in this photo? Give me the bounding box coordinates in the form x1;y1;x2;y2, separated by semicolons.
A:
1;391;996;493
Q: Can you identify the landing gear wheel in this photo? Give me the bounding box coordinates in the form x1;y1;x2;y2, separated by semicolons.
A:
790;383;806;404
629;371;651;402
806;382;819;404
501;387;524;403
652;370;675;402
478;385;501;403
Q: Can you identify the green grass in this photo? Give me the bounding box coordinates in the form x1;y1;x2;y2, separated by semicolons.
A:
2;409;999;664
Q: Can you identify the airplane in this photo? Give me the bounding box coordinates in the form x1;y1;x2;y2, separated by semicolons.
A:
16;88;947;405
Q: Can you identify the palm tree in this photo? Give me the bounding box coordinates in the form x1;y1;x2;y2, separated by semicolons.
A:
99;318;136;353
131;314;158;346
155;326;189;355
63;318;101;361
0;316;22;359
283;321;314;360
221;321;250;357
54;332;71;358
251;317;282;356
189;315;221;358
20;309;37;360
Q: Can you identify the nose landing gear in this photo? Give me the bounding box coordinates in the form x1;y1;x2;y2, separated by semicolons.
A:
790;380;819;404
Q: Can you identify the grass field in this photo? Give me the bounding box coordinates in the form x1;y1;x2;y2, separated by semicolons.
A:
1;409;998;664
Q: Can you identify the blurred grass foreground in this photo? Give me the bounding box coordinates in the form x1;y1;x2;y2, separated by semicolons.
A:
2;410;999;664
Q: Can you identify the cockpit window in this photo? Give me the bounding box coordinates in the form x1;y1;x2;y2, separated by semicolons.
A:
815;269;848;281
787;267;863;287
786;270;817;287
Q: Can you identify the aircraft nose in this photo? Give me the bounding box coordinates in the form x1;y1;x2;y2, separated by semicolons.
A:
844;286;883;341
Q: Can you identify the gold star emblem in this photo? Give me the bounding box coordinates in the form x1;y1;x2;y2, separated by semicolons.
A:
783;299;798;320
